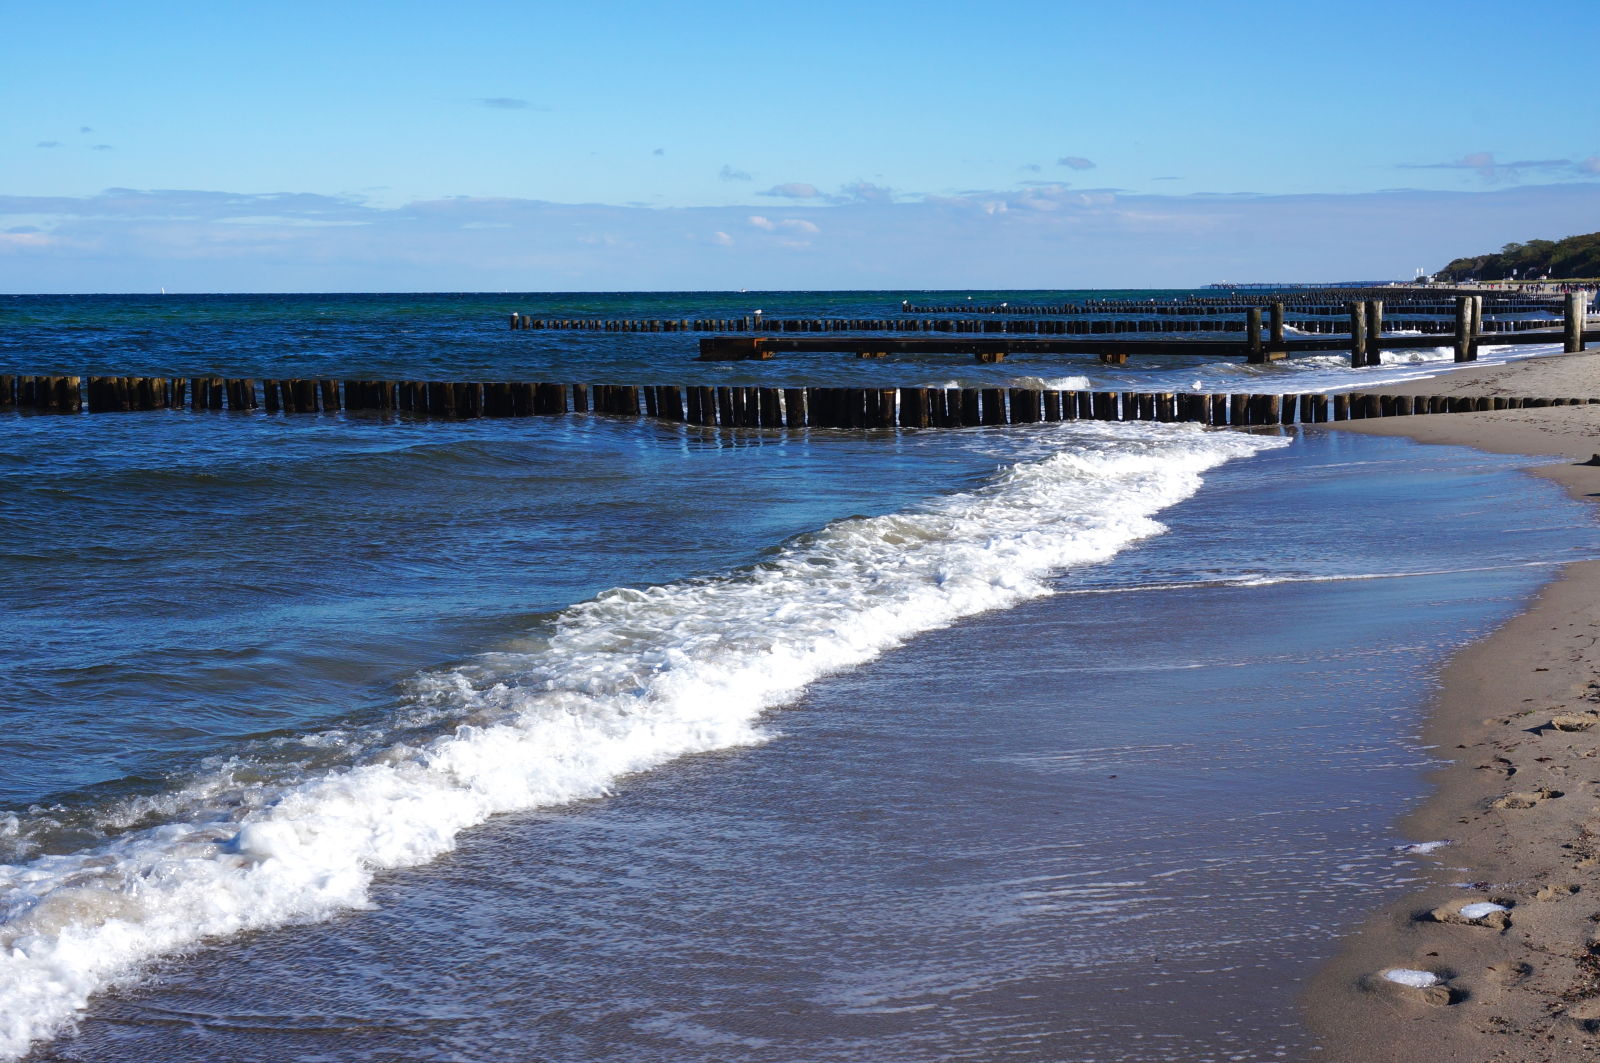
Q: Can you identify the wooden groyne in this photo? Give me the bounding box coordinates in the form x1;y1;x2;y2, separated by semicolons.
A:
514;314;1570;337
3;374;1594;429
902;289;1590;314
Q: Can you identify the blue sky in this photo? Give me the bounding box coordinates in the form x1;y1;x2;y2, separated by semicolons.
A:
4;0;1598;291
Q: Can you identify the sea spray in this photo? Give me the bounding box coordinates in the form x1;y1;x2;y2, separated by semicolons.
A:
0;422;1285;1060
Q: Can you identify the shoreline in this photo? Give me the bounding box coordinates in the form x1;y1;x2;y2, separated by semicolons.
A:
1308;350;1600;1060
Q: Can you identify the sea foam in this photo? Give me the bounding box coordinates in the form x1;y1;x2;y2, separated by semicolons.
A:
0;422;1284;1059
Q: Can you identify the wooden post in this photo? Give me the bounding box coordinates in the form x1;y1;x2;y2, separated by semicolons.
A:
873;388;897;428
1208;394;1227;425
1453;297;1473;362
1565;292;1585;353
1237;394;1258;425
1347;302;1367;368
783;387;807;427
504;382;530;416
1245;308;1265;364
486;382;514;416
1269;302;1286;359
956;388;980;426
426;381;450;417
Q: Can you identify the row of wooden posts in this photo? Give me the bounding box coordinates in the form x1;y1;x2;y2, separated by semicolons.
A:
510;295;1590;346
512;314;1563;337
4;374;1594;428
694;296;1594;366
902;291;1586;314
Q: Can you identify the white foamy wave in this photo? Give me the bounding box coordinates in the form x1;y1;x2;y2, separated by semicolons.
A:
0;423;1284;1059
1009;374;1094;391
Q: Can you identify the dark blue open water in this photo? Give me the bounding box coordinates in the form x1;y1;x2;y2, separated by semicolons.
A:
1;293;1594;1062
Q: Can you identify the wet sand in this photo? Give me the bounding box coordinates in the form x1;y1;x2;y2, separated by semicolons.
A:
1310;349;1600;1061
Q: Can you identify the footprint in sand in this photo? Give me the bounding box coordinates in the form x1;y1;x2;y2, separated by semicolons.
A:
1491;786;1563;810
1532;882;1580;901
1480;755;1517;777
1485;961;1533;988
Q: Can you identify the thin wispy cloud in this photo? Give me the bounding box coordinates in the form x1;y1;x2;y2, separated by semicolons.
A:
747;216;820;234
652;148;665;156
476;97;530;109
36;141;59;149
757;181;892;205
719;165;752;182
760;182;822;199
837;181;892;203
1058;156;1096;170
1398;151;1592;183
91;145;113;152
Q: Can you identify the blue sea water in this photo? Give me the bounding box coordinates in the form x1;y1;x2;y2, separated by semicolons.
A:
0;290;1561;392
0;292;1594;1062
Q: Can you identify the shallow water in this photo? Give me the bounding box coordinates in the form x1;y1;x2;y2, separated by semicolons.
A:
11;428;1599;1063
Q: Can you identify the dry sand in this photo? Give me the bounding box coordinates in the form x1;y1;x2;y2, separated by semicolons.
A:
1305;349;1600;1062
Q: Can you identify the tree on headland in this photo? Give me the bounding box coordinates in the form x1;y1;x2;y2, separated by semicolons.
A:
1435;232;1600;281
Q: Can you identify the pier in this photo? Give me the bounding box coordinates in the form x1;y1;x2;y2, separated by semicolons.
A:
510;294;1595;368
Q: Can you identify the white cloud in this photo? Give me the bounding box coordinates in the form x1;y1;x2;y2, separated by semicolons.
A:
760;182;821;199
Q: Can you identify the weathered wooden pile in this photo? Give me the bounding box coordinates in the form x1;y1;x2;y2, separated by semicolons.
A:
3;374;1593;429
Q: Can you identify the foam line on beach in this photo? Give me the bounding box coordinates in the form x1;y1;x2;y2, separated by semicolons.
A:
0;421;1284;1060
1054;559;1588;596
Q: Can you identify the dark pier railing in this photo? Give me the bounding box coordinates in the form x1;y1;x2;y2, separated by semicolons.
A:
3;374;1594;430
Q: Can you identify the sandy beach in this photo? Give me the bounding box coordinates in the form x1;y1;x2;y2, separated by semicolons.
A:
1310;349;1600;1061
